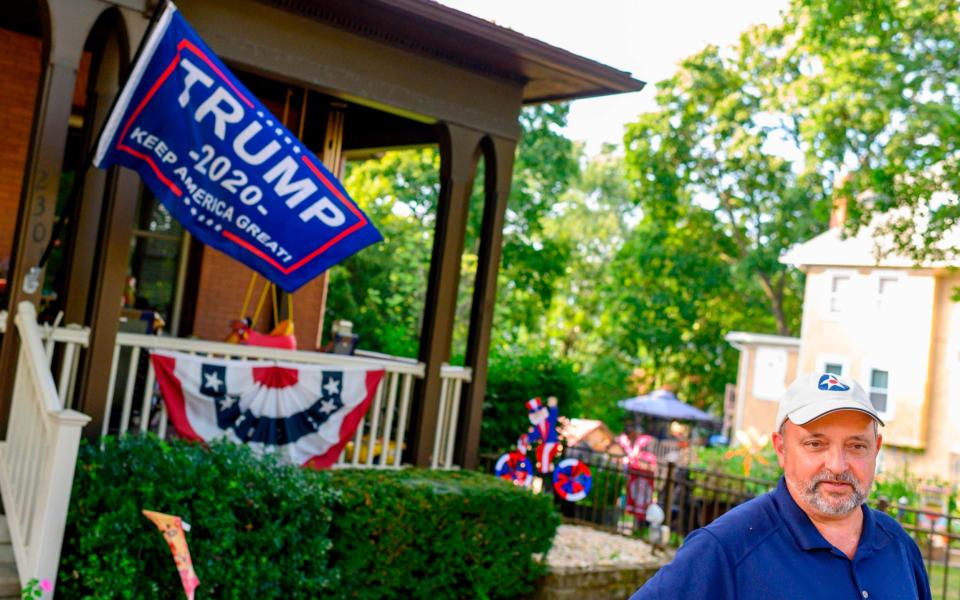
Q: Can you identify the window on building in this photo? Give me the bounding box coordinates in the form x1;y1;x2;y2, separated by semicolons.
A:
877;276;897;310
829;274;850;313
824;363;843;375
869;369;889;413
125;189;187;332
753;347;788;401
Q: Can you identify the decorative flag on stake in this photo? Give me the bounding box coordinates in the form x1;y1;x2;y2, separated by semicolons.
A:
150;350;384;468
142;510;200;599
93;2;381;292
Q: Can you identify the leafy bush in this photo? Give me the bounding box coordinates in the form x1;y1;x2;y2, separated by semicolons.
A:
481;346;581;455
59;437;558;600
59;436;338;599
327;468;558;600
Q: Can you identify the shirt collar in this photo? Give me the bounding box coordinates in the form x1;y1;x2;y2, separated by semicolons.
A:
772;476;833;550
771;476;894;557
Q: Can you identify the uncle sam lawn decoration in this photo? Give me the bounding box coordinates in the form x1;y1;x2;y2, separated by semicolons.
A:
493;396;592;502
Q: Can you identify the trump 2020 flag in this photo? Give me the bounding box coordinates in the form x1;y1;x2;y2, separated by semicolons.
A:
93;2;381;292
150;350;384;468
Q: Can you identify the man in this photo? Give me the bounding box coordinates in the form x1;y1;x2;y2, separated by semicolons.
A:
629;372;931;599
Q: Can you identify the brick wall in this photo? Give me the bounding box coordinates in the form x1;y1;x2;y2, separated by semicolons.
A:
191;248;326;350
0;28;42;278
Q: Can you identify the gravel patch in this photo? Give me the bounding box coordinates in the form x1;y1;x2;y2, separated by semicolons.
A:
543;524;667;571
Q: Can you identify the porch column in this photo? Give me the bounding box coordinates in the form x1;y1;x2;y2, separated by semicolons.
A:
409;123;483;467
0;0;105;433
455;135;516;469
74;7;149;436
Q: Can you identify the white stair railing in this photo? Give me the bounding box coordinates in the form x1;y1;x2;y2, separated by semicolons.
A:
0;302;90;593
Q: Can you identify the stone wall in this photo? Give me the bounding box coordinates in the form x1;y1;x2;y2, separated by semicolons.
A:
534;561;667;600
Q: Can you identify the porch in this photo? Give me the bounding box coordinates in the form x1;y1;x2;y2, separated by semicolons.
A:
0;301;470;592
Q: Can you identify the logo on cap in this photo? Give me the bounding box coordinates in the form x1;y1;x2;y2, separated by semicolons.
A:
818;373;849;391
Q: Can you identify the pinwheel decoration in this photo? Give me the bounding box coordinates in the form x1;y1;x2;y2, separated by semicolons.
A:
491;396;592;502
616;433;658;471
552;458;592;502
495;450;535;487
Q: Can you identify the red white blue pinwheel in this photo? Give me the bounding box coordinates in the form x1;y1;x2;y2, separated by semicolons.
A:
495;451;535;487
552;458;592;502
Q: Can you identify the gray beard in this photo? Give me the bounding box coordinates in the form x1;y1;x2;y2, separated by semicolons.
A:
798;470;868;516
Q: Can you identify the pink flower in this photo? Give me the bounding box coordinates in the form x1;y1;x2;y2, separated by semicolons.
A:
39;579;53;592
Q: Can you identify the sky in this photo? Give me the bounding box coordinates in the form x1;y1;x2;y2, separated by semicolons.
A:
438;0;790;156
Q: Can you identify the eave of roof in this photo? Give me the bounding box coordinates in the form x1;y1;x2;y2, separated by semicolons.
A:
780;225;960;270
725;331;800;349
257;0;646;103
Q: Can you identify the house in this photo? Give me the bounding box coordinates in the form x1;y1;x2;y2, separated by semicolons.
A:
0;0;643;591
558;417;624;455
727;211;960;485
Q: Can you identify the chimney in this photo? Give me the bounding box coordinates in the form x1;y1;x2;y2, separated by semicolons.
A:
829;195;848;229
829;172;852;229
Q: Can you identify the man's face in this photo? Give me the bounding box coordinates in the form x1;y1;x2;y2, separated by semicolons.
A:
772;411;881;519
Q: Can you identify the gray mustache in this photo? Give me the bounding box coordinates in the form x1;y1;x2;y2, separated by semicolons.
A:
810;471;860;488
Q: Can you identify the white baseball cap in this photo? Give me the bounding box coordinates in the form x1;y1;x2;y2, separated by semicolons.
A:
776;372;884;430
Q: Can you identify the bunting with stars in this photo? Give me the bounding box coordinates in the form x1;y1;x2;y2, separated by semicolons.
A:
150;350;384;468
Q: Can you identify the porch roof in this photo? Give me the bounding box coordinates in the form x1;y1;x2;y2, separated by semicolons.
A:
258;0;647;103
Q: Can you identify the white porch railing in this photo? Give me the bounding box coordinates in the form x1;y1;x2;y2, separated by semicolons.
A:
0;302;90;591
11;318;471;469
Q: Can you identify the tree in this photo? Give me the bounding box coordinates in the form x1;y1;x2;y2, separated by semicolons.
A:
328;105;579;360
623;29;827;338
326;148;440;357
779;0;960;261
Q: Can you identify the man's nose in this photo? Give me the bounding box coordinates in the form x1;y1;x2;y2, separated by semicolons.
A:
824;446;849;474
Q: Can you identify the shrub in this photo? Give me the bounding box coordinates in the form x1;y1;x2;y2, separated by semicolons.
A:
327;468;559;600
59;436;338;599
58;437;558;599
482;346;581;455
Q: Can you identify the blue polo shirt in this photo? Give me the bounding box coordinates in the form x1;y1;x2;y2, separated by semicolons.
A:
630;477;931;600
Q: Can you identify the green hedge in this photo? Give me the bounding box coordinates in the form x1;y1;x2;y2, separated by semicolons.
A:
59;436;557;599
59;436;337;598
328;469;558;600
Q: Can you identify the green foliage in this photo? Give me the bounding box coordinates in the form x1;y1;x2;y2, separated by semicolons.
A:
328;148;440;358
783;0;960;261
59;437;557;600
59;436;337;599
480;346;582;455
327;468;558;600
492;105;579;347
691;445;781;498
20;579;48;599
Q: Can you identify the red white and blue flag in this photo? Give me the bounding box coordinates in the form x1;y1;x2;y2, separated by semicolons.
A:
150;350;384;468
93;2;381;291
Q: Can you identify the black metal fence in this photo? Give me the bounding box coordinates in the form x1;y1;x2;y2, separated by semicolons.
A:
480;447;960;599
557;447;774;540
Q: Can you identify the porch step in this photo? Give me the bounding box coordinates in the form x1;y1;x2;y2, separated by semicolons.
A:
0;517;18;599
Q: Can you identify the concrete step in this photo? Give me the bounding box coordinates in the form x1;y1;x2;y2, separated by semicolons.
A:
0;517;16;599
0;562;18;598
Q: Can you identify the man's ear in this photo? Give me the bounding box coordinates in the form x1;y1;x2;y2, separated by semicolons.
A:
772;429;787;468
875;432;883;457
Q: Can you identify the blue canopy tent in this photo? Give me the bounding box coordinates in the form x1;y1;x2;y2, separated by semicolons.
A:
619;389;721;443
618;389;719;423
